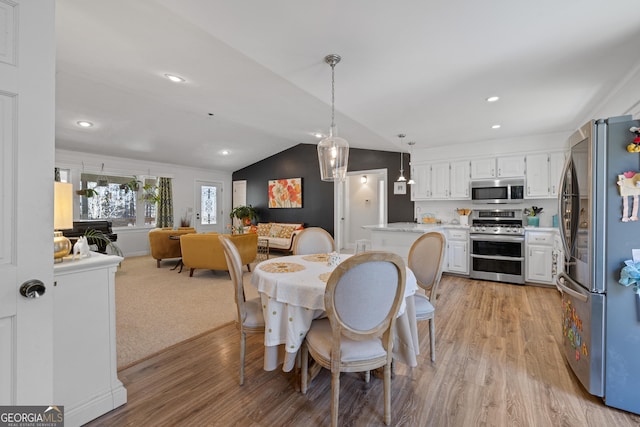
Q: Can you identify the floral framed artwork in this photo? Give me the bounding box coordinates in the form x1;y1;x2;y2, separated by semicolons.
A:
269;178;302;208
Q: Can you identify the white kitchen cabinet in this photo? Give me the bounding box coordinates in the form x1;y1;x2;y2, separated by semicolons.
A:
471;158;496;179
525;153;550;198
412;161;469;200
431;162;450;199
450;160;471;199
54;252;126;426
497;155;525;177
549;151;566;197
411;164;431;200
471;155;525;179
525;230;559;285
445;228;469;274
525;151;566;199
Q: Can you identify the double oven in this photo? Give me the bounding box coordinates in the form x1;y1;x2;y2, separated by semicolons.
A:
469;209;525;284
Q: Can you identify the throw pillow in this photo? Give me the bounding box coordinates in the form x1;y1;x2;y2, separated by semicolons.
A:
269;224;283;238
257;223;271;237
278;225;297;239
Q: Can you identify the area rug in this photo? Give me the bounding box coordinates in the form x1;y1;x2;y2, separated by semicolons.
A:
114;255;259;369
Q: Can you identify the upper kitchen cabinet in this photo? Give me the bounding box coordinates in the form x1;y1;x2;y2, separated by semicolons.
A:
449;160;471;199
431;162;450;199
470;158;495;179
411;161;470;201
471;155;525;179
525;151;566;198
548;151;566;197
411;164;432;200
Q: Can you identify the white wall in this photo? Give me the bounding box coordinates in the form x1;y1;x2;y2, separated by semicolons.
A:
55;149;232;257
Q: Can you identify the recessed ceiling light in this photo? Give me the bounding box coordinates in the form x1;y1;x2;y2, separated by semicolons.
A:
76;120;93;127
486;96;500;102
221;150;230;155
491;124;501;129
164;73;185;83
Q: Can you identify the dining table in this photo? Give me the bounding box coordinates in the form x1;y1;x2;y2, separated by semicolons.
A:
250;252;421;372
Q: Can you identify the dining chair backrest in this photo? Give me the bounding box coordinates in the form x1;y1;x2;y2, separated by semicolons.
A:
325;251;406;345
219;235;248;326
407;231;445;303
292;227;335;255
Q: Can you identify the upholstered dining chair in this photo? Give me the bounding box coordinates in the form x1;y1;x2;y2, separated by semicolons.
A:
219;235;265;385
407;231;446;363
292;227;335;255
300;251;406;426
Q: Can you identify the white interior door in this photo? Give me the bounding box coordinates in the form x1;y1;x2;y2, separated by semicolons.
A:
232;180;246;208
340;169;387;251
0;0;56;404
194;180;224;233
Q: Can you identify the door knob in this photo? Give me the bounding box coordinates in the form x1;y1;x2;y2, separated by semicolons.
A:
20;280;46;298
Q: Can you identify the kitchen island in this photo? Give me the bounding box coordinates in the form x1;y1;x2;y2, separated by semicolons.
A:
363;222;468;263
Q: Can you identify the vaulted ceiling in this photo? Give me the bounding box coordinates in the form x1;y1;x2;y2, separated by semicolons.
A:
55;0;640;172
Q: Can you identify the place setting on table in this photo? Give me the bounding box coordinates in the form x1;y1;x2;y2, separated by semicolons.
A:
250;250;421;374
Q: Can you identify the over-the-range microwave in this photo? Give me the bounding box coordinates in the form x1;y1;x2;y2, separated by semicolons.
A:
471;178;524;204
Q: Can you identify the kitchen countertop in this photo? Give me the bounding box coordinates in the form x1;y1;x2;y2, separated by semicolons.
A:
362;222;469;233
364;223;558;233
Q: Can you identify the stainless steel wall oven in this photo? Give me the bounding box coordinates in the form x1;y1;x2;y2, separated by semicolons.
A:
469;209;525;284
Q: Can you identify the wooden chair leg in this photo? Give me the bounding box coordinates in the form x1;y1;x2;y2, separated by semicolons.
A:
156;259;161;268
239;331;246;386
430;318;436;363
246;263;251;272
301;342;308;394
189;268;195;277
384;362;391;425
331;369;340;427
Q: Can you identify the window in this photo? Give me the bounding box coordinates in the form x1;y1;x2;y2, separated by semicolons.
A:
79;173;157;227
200;185;217;225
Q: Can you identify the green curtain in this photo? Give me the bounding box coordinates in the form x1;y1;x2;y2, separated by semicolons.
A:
157;177;173;228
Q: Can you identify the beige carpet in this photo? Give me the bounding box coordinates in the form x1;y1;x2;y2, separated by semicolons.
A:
115;255;260;369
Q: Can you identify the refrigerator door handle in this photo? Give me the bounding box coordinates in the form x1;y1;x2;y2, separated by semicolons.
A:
557;156;573;261
556;272;589;303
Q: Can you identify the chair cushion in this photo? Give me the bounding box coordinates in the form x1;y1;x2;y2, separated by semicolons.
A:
414;294;435;320
243;297;265;328
306;318;386;363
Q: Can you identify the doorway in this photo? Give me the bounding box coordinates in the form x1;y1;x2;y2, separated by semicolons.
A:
194;180;224;233
339;169;387;251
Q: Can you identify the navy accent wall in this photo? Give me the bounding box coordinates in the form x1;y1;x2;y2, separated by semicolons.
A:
231;143;413;235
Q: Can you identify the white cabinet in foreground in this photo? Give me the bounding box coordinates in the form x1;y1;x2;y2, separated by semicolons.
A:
445;228;469;275
54;252;126;427
525;230;561;285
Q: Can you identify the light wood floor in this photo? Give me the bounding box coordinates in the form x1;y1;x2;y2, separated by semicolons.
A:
87;275;640;426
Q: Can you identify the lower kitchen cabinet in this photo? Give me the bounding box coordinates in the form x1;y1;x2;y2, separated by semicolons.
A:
53;252;126;426
445;228;469;275
525;230;560;285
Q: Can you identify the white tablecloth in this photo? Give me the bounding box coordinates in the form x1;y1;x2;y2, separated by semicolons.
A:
250;253;420;372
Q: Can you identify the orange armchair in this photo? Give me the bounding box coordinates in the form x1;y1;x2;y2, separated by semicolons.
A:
180;233;258;276
148;227;196;268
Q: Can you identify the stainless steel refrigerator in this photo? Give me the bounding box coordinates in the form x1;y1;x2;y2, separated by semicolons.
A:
557;115;640;415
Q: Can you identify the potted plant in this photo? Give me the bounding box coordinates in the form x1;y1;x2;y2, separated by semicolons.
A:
119;177;142;193
76;188;98;198
142;183;160;204
229;205;258;232
524;206;543;227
